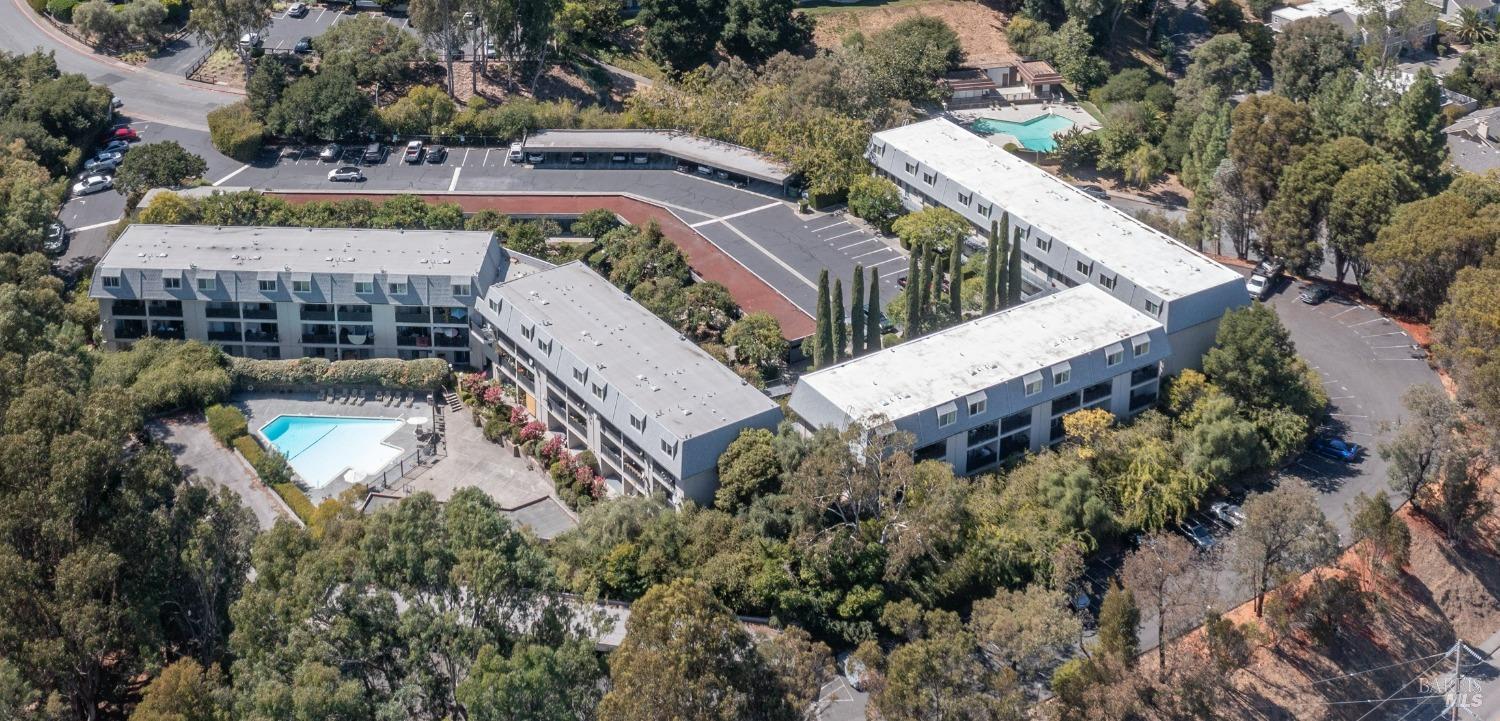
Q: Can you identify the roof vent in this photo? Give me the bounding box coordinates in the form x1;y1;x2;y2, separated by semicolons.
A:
324;257;334;262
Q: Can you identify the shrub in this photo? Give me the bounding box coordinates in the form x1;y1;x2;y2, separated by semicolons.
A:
207;101;264;163
92;338;232;414
28;0;47;12
232;435;263;466
235;440;315;522
46;0;78;22
228;356;452;390
205;404;247;446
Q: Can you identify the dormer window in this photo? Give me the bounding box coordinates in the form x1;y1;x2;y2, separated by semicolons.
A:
1053;362;1071;386
1024;372;1043;397
1133;336;1151;357
197;276;216;291
164;277;182;290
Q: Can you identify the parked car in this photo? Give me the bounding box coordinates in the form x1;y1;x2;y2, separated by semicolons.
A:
238;32;262;48
84;151;123;171
508;142;524;163
1178;521;1216;551
1246;273;1273;301
286;1;308;16
107;126;139;142
327;166;364;182
631;153;649;164
318;143;343;162
403;140;424;163
72;175;113;195
1310;436;1361;462
425;145;447;163
1075;184;1109;200
569;152;587;164
43;222;67;256
362;143;385;163
100;139;131;154
1253;257;1285;279
526;152;544;164
1210;501;1245;528
837;652;868;692
294;36;313;53
611;153;628;163
1299;283;1333;305
110;95;123;109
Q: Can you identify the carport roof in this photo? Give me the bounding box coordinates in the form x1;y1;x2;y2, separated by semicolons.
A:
522;130;792;185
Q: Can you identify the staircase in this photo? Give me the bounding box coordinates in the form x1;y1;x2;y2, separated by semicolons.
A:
444;390;463;413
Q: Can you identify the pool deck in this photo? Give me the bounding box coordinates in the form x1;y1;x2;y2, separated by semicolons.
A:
235;391;577;538
948;104;1101;150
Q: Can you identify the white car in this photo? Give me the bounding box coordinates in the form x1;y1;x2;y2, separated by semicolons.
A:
1246;273;1272;300
327;166;364;182
508;142;524;163
72;175;113;195
84;151;123;171
239;32;262;48
403;140;424;163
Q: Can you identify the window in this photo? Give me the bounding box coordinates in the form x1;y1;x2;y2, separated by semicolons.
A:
1099;274;1117;290
1144;299;1161;316
978;204;992;217
869;143;886;156
592;383;607;400
1075;260;1091;276
1106;344;1124;367
292;279;312;293
354;281;374;294
1035;236;1052;253
1133;337;1151;357
958;192;972;206
521;325;535;340
258;279;276;292
573;367;586;383
630;414;646;432
488;298;499;312
197;277;216;291
660;439;677;457
452;283;471;296
937;402;958;428
102;275;120;288
1024;372;1043;397
904;162;917;174
389;282;408;295
967;392;986;416
536;337;551;354
922;172;935;185
1053;362;1071;386
163;276;181;290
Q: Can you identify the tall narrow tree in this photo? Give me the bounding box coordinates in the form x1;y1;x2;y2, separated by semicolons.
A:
866;268;882;353
948;244;963;321
904;251;921;340
1005;235;1023;308
850;264;866;357
983;221;999;314
814;269;833;368
996;213;1010;307
832;278;848;362
924;244;939;316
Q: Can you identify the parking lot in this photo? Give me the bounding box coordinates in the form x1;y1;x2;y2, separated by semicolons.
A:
144;4;400;76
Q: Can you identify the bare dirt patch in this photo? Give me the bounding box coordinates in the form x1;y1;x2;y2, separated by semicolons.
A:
188;49;245;89
448;59;634;109
808;0;1017;68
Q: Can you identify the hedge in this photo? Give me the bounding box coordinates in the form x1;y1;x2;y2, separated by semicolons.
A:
228;356;452;390
233;435;314;523
205;404;247;446
207;101;264;163
46;0;77;22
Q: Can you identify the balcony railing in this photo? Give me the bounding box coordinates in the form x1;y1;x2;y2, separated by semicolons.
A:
149;323;186;340
433;307;467;324
395;307;431;323
397;331;432;347
337;306;373;323
434;330;469;348
967;421;999;447
339;328;375;346
1083;382;1112;405
205;304;240;319
300;305;335;321
114;322;147;340
1131;364;1160;386
207;329;242;342
1051;392;1081;416
147;301;182;317
245;330;280;343
1130;391;1158;412
112;300;147;316
242;304;277;320
302;332;337;345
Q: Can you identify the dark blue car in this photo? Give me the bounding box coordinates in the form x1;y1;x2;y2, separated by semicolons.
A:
1311;437;1361;462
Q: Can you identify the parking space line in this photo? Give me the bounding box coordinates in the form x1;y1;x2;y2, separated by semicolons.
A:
870;256;906;268
73;218;124;232
838;238;876;250
1329;306;1362;318
689;201;783;228
718;220;816;289
212;164;250;186
315;7;327;20
808;220;847;232
448;167;461;192
1329;413;1368;418
460;148;471;166
1370;344;1415;349
1348;317;1387;327
1361;331;1407;338
850;247;889;260
823;228;864;241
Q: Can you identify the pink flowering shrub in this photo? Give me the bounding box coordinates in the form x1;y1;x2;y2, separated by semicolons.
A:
510;406;529;426
539;435;564;464
519;421;546;443
481;385;506;406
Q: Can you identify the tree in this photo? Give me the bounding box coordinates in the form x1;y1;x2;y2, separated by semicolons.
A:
903;251;920;341
1175;33;1260;114
1379;384;1459;514
408;0;468;94
1259;136;1387;273
1228;484;1340;616
850;264;866;357
1384;69;1448;192
970;584;1081;679
725;312;788;374
1271;18;1352;101
892;206;970;254
1181;104;1232;193
555;0;622;48
847;175;903;233
188;0;273;72
756;627;835;716
716;428;780;512
1207;158;1258;259
314;15;425;93
457;642;603;721
1348;491;1410;577
206;101;263;162
1327;162;1402;283
865;267;882;353
1096;584;1140;664
1452;5;1497;44
832;277;848;362
856;16;964;104
1431;443;1493;540
1366;185;1500;319
982;220;1000;314
637;0;725;72
113;141;207;199
0;141;62;254
814;269;833;368
1202;304;1325;420
377;85;457;135
481;0;559;86
873;621;1023;721
244;54;294;117
573;208;620;240
266;71;372;142
721;0;811;65
946;239;963;322
599;578;792;721
1121;532;1199;675
1228;94;1312;217
1005;236;1022;308
1433;267;1500;430
129;659;229;721
676;282;737;342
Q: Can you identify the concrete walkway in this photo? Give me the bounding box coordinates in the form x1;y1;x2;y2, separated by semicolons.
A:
151;414;298;530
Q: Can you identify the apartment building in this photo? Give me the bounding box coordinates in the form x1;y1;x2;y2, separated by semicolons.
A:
789;285;1169;475
473;262;783;507
866;118;1245;374
90;225;539;366
1269;0;1436;52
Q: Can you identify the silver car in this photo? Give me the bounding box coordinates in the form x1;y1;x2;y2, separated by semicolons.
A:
327;166;364;182
72;175;113;195
85;151;123;171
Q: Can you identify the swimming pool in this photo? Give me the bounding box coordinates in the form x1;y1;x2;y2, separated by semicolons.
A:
258;415;405;489
971;114;1077;152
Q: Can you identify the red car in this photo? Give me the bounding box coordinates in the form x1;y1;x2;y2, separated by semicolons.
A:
107;126;139;142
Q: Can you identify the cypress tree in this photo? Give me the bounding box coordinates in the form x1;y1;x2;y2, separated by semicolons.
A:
850;264;866;357
904;250;920;340
814;269;833;368
948;243;963;322
866;267;882;353
924;244;939;318
1006;235;1023;308
832;278;847;362
983;220;999;314
996;213;1010;308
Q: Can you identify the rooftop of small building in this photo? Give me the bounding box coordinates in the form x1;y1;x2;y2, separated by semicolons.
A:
486;262;779;437
795;285;1163;423
96;224;500;278
871;118;1242;300
521;129;791;183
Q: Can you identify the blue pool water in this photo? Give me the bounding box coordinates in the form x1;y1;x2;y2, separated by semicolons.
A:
971;114;1077;152
259;415;405;488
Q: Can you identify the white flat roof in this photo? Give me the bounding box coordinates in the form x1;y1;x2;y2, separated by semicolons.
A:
795;285;1162;422
522;129;791;183
872;119;1242;301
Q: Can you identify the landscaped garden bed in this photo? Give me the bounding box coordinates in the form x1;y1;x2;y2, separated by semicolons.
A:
456;373;605;511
